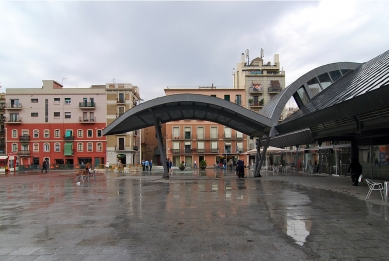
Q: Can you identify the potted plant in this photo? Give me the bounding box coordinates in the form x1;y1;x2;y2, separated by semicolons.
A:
199;160;207;170
259;98;264;106
248;98;253;105
179;161;186;170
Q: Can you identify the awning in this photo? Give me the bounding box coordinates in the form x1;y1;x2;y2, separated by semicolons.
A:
0;156;8;159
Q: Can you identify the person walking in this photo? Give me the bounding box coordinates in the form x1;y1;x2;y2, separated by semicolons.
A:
194;160;197;168
236;158;245;178
348;157;362;186
149;160;153;171
141;159;145;171
41;160;48;173
105;160;110;171
145;159;149;171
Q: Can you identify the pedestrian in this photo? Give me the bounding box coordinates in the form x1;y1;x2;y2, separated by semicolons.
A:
347;157;362;186
149;160;153;171
41;160;47;173
145;159;149;171
141;159;145;171
194;160;197;168
236;158;245;178
105;160;110;171
86;162;90;174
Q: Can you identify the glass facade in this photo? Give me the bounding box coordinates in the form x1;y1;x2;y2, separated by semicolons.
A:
307;77;322;97
317;73;332;89
297;87;310;106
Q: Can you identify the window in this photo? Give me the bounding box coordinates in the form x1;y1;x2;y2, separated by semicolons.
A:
65;112;71;119
236;131;243;139
44;130;49;138
224;95;230;102
78;143;83;152
197;127;204;139
34;130;39;138
33;143;39;152
54;129;60;138
235;95;242;106
87;142;93;152
173;127;179;139
78;130;83;138
10;99;20;108
210;95;216;97
118;138;125;150
173;141;180;152
12;130;17;138
236;142;243;153
55;143;60;152
10;113;20;122
97;129;102;137
54;98;60;105
64;98;71;104
224;127;231;139
184;127;191;139
97;142;102;152
12;143;18;152
87;130;93;138
211;141;218;152
44;143;50;152
31;112;38;117
31;99;38;103
54;112;60;118
210;127;217;139
118;107;125;117
197;141;205;153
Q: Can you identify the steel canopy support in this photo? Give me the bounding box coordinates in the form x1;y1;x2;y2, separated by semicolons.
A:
153;115;169;179
254;138;262;177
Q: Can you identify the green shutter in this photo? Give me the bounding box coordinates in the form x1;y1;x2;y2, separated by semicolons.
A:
64;143;73;156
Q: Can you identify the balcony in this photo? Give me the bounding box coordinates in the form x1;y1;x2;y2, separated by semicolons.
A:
8;117;22;123
64;135;74;141
133;146;138;151
79;117;96;123
249;86;264;93
170;148;220;154
117;98;126;104
78;102;96;109
5;103;22;109
18;150;30;156
268;87;282;93
19;135;30;142
249;102;264;108
173;134;219;140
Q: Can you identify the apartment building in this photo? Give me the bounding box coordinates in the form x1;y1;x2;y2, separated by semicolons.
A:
233;50;286;149
5;80;106;170
105;83;141;166
164;86;246;167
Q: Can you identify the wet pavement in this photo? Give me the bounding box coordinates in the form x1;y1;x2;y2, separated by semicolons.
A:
0;168;388;260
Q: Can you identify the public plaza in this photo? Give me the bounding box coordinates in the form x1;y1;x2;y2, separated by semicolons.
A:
0;168;388;260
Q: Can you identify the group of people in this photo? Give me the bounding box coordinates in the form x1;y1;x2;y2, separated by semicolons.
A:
141;159;153;171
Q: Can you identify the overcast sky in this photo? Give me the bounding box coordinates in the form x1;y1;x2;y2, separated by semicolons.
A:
1;1;389;104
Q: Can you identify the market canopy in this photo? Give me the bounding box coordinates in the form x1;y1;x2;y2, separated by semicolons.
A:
103;94;273;138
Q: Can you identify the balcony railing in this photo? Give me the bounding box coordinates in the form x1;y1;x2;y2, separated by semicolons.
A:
5;103;22;109
19;135;30;142
79;117;96;123
249;102;264;107
8;117;22;123
268;87;282;93
249;86;264;93
18;150;30;155
172;134;219;140
117;98;126;104
133;146;138;151
64;135;74;141
171;148;220;154
78;102;96;108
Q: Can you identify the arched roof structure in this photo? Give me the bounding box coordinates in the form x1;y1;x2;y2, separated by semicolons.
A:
260;62;361;125
103;94;273;138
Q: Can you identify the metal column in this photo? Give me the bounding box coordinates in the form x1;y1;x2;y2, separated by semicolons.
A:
153;115;169;179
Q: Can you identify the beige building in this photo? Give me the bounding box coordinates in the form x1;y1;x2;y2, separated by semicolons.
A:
233;50;286;149
105;83;141;166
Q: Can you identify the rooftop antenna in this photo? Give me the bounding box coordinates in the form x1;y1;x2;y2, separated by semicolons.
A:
260;48;264;59
245;49;250;65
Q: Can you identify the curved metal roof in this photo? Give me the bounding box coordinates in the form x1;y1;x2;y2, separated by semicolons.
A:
260;62;361;125
268;49;389;147
103;94;273;137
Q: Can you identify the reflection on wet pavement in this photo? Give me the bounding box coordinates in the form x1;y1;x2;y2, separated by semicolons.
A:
0;168;389;260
